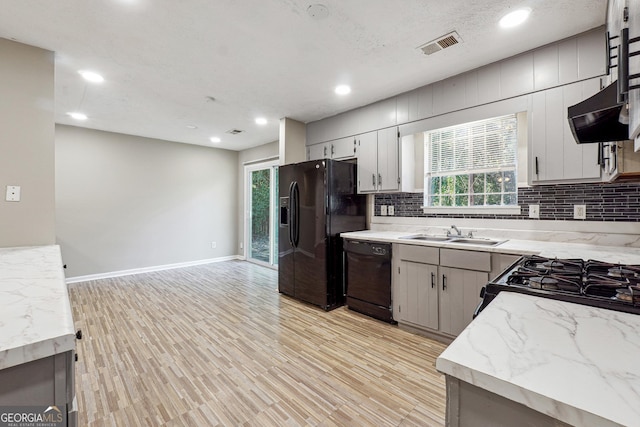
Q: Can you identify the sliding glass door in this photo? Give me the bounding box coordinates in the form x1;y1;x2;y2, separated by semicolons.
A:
245;160;278;267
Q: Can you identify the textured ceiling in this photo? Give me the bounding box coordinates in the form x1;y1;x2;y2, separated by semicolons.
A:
0;1;606;151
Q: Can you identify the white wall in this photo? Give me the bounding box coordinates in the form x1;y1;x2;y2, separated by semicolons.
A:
236;141;279;257
0;38;55;247
56;125;238;278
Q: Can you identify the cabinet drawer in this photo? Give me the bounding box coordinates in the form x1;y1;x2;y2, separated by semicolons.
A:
397;244;439;264
440;249;491;272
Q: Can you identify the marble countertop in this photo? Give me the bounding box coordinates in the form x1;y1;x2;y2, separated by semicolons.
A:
0;245;76;370
436;292;640;427
340;230;640;264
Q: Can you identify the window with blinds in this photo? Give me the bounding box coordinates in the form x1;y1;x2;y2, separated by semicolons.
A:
424;114;517;208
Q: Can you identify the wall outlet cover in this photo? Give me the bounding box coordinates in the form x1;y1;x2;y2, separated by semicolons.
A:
380;205;388;216
574;205;586;220
529;204;540;219
5;185;20;202
388;205;395;216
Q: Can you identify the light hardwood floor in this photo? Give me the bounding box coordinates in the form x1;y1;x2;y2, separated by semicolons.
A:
69;260;447;426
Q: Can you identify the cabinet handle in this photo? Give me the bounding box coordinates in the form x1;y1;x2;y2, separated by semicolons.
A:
378;173;382;186
372;174;376;186
324;146;327;157
331;144;335;155
535;156;539;176
431;272;435;288
442;274;447;290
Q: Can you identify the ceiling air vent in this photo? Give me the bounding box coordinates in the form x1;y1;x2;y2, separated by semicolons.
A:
225;129;244;135
418;31;462;56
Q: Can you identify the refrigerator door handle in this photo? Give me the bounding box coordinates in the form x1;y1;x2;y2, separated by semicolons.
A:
288;181;295;247
292;181;300;247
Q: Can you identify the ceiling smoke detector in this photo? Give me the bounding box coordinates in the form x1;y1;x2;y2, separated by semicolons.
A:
225;129;244;135
418;31;462;56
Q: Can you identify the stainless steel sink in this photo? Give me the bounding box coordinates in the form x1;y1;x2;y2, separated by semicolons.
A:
448;238;504;246
399;234;505;246
399;234;451;242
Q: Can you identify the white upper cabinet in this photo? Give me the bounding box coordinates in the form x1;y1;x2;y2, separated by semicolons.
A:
627;0;640;144
376;127;400;192
307;136;356;161
530;78;602;183
355;131;378;192
355;127;400;193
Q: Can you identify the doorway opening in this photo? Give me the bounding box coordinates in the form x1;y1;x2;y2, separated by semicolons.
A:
244;160;279;268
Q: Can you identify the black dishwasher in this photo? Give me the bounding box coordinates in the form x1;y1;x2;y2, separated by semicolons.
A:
343;240;394;323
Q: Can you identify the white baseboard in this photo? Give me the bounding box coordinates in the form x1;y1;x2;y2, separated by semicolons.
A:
66;255;242;284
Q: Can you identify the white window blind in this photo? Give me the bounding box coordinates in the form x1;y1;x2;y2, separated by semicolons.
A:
424;114;518;208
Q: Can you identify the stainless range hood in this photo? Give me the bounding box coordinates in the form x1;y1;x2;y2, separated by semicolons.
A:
567;82;629;144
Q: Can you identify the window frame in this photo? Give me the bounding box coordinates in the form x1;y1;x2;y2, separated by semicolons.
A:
422;113;524;215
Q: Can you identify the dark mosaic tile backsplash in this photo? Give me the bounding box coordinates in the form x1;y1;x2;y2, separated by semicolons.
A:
374;182;640;222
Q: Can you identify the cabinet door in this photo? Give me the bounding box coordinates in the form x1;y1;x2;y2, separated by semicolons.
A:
308;143;328;161
562;80;600;180
331;136;356;159
439;267;488;336
377;127;400;192
399;260;439;330
530;78;601;183
356;131;378;192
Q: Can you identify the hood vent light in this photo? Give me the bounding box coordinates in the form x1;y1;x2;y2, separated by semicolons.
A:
418;31;462;55
225;129;244;135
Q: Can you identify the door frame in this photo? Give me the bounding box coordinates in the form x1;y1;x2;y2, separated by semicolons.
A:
244;159;279;269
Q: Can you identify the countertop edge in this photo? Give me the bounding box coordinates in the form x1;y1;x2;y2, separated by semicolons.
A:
435;355;620;427
0;245;77;370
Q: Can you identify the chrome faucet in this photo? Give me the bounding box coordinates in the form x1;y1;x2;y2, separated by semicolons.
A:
447;225;462;237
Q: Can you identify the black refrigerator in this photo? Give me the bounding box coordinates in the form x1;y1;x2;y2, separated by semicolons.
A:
278;159;366;310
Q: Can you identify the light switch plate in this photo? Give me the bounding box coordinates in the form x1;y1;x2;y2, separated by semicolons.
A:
388;205;395;216
5;185;20;202
380;205;388;216
529;204;540;219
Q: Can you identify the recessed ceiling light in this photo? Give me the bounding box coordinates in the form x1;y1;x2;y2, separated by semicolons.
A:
335;84;351;95
210;136;221;143
186;125;198;129
67;112;88;120
78;70;104;83
499;8;531;28
255;117;268;125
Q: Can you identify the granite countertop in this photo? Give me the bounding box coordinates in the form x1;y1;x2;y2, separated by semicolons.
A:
436;292;640;427
340;230;640;264
0;245;76;370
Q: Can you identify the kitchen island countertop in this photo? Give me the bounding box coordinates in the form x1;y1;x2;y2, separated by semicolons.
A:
340;230;640;264
0;245;75;370
436;291;640;427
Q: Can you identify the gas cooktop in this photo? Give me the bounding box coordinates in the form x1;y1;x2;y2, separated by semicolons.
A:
476;255;640;316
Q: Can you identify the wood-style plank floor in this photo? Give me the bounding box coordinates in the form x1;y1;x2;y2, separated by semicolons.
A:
68;260;447;426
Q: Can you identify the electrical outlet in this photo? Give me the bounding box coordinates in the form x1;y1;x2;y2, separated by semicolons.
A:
388;205;395;216
574;205;586;220
380;205;388;216
529;204;540;219
211;241;217;249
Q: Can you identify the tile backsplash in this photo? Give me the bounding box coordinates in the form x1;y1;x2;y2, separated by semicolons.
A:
374;182;640;222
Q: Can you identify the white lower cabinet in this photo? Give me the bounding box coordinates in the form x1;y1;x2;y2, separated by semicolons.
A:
438;266;488;336
398;260;439;330
394;244;495;338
